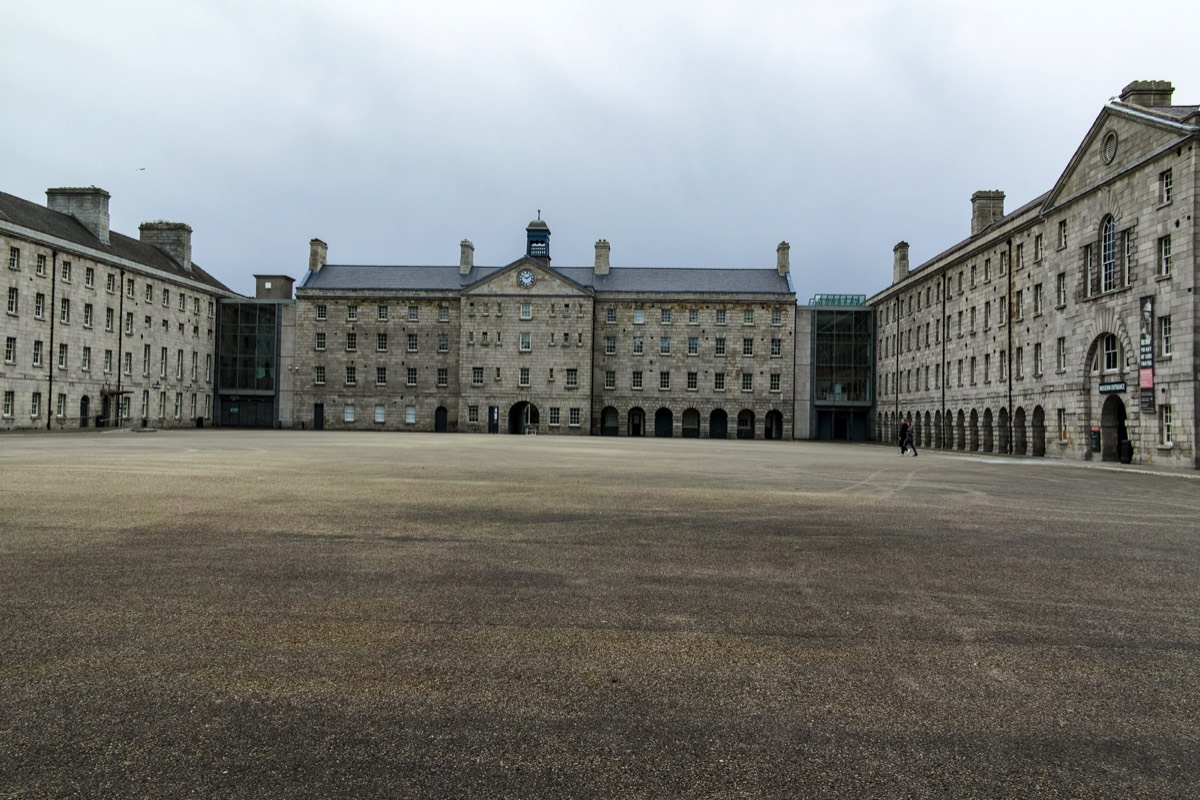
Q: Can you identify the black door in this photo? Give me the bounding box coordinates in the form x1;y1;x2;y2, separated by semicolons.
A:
435;406;448;432
79;396;90;428
313;403;325;430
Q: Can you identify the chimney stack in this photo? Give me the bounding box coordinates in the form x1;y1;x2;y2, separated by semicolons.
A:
139;222;193;271
594;239;611;275
776;241;790;276
970;190;1005;236
892;241;910;285
308;238;328;273
1119;80;1174;108
460;239;475;274
46;187;111;245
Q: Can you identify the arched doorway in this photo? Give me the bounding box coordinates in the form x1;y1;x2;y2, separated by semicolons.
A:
1032;406;1046;457
876;412;883;442
628;407;645;437
982;409;994;453
79;395;90;428
1014;407;1027;455
923;411;932;448
934;411;943;449
955;410;966;450
969;409;979;451
434;406;448;432
508;401;540;434
654;407;673;437
681;408;701;438
764;410;784;440
997;408;1010;453
600;406;619;436
736;409;755;440
709;409;728;439
1100;395;1127;462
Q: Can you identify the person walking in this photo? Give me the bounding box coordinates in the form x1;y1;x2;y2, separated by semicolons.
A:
905;419;918;456
899;417;910;455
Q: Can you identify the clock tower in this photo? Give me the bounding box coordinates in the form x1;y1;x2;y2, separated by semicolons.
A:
526;216;550;262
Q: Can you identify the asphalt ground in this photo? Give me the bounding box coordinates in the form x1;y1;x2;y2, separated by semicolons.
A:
1;431;1197;799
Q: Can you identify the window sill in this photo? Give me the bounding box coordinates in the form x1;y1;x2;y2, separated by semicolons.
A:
1155;274;1173;282
1157;444;1174;451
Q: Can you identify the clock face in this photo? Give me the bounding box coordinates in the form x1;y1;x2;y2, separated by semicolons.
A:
518;269;536;288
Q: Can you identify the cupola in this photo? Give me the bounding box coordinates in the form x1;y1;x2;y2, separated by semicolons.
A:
526;216;550;262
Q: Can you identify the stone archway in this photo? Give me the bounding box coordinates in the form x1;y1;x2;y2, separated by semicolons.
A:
982;408;994;453
601;406;620;436
1032;406;1046;457
1100;395;1128;462
682;408;701;438
654;407;674;437
1014;407;1027;455
998;408;1010;454
628;407;646;437
956;409;966;451
709;409;728;439
969;409;980;452
508;402;539;434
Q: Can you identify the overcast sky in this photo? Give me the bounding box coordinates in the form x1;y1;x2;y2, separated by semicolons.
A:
3;1;1198;300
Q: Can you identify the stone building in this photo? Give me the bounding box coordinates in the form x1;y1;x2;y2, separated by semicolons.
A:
294;220;797;437
1;187;234;430
871;80;1197;468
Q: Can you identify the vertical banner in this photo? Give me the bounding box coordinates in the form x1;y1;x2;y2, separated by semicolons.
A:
1139;296;1155;411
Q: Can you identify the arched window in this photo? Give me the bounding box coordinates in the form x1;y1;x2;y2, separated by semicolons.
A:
1101;217;1116;292
1103;334;1119;372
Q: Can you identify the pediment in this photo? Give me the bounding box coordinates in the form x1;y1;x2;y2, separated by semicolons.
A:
1043;105;1190;212
463;258;591;297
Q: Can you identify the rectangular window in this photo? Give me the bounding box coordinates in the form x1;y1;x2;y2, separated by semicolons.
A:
715;309;726;326
1159;169;1173;204
54;393;66;418
661;307;672;324
58;343;68;369
346;332;357;351
999;351;1007;381
377;367;388;386
344;404;355;423
346;305;358;320
123;351;132;375
162;288;170;307
81;303;93;328
144;283;153;302
1034;343;1042;376
686;371;698;391
1058;220;1068;249
103;349;112;373
34;341;45;367
565;368;578;388
437;304;450;322
377;333;388;352
659;371;670;390
687;336;698;356
520;303;532;320
1158;235;1172;276
1015;290;1024;321
316;304;327;320
604;370;616;390
604;306;616;324
403;333;416;352
437;333;449;352
742;338;754;356
688;308;699;325
518;367;530;387
3;336;14;363
34;293;45;319
998;298;1007;326
6;287;18;315
743;309;754;325
436;367;448;387
548;407;561;426
1033;284;1043;316
176;349;184;379
1034;233;1044;262
1058;409;1068;442
83;266;94;287
605;335;616;355
1055;273;1067;307
468;406;479;424
374;404;386;423
632;308;645;325
2;391;12;418
631;370;643;390
1159;316;1172;356
406;367;417;386
632;336;643;355
1016;243;1024;270
741;373;753;392
714;337;726;356
1056;337;1066;372
82;346;91;371
7;247;19;270
1159;405;1173;445
519;331;531;351
771;309;782;326
314;366;325;385
568;407;580;427
970;356;977;385
345;366;357;385
714;372;725;391
315;332;326;350
660;336;671;355
31;392;42;418
769;372;781;392
61;261;72;282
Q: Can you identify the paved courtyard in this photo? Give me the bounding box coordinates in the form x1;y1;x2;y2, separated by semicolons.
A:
1;431;1197;799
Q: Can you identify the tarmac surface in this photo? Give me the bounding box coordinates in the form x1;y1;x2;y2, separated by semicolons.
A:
1;430;1197;799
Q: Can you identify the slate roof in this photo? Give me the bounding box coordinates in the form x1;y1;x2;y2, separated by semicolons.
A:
302;263;794;296
0;190;233;294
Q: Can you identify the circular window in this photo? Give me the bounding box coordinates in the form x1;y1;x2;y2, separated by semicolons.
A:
1102;131;1118;164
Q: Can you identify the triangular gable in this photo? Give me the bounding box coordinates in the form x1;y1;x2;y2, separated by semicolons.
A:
462;256;593;297
1042;103;1194;213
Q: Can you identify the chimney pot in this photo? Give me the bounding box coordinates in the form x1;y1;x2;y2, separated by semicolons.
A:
776;241;790;276
594;239;611;275
139;221;193;272
892;241;910;285
970;190;1005;236
309;238;328;273
1119;80;1174;108
46;186;111;245
460;239;475;274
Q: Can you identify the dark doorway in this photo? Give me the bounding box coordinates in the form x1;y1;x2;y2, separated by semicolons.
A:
1100;395;1127;462
601;406;619;436
1014;407;1027;456
654;408;673;437
709;409;728;439
765;410;783;440
736;410;755;440
1032;406;1046;457
488;406;500;434
435;406;448;432
313;403;325;430
628;407;645;437
681;408;700;438
79;395;90;428
509;401;539;434
101;394;112;428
